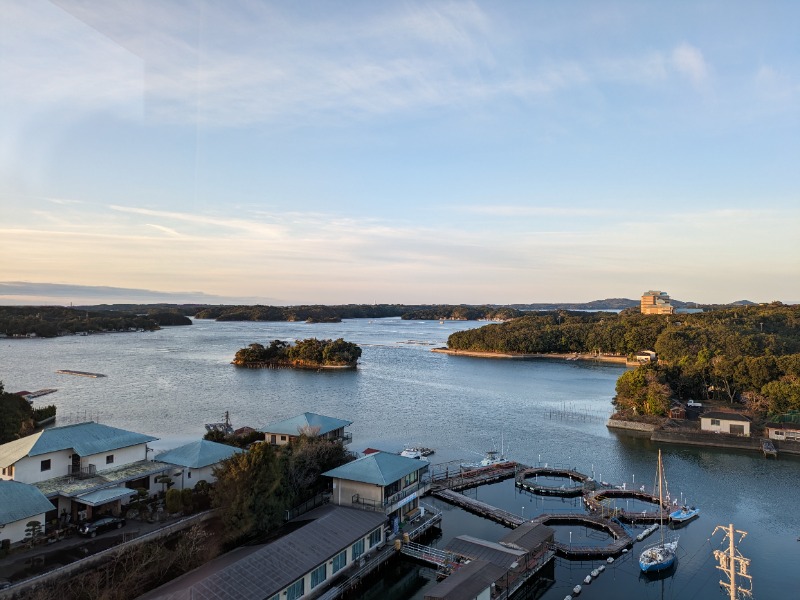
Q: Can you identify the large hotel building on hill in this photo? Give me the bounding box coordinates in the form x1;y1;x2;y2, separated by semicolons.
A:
640;290;675;315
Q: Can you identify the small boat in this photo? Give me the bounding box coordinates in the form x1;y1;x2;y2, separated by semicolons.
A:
670;504;700;523
639;450;679;573
461;433;511;470
400;447;429;461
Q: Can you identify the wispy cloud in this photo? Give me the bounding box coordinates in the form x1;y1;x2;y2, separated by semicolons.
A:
671;42;709;87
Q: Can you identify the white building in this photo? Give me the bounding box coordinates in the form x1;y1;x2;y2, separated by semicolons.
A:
0;480;55;545
0;422;169;522
155;440;243;490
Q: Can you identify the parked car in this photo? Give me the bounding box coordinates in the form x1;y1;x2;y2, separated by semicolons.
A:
78;516;126;537
687;400;703;408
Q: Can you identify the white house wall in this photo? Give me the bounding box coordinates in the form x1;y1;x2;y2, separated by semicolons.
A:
0;512;48;545
82;444;149;473
166;464;218;491
12;450;73;484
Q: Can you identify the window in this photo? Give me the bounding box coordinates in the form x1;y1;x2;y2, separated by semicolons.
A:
187;471;192;479
351;538;365;561
41;459;51;472
332;550;347;573
281;435;287;441
286;579;304;600
711;419;721;426
368;527;382;548
311;563;326;588
403;470;418;487
106;454;114;465
1;467;5;475
730;424;745;435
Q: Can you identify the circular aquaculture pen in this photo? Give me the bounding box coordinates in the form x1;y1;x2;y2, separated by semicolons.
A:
516;467;590;497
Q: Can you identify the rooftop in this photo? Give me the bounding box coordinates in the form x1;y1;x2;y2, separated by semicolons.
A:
260;412;352;436
0;480;56;525
445;535;525;569
155;440;243;469
701;411;752;422
322;451;427;486
33;460;172;498
424;559;506;600
143;505;386;600
0;422;157;468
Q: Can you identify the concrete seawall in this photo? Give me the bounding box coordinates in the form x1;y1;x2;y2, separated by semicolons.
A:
609;420;800;456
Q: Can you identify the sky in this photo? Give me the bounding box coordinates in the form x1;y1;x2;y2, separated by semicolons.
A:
1;1;799;306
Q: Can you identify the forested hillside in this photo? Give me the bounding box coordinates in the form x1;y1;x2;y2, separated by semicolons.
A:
447;304;800;418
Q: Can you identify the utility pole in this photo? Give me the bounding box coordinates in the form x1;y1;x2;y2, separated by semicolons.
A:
713;523;752;600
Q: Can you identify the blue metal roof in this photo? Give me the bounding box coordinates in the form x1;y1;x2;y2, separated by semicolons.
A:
260;412;352;436
155;440;243;469
322;451;426;485
28;422;157;457
0;480;55;525
77;486;136;507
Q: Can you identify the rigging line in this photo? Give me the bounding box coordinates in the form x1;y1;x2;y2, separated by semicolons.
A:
683;562;724;600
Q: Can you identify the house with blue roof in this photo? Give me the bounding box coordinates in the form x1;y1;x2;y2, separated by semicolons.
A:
0;422;168;524
0;480;56;545
155;440;243;490
261;412;353;446
323;451;430;529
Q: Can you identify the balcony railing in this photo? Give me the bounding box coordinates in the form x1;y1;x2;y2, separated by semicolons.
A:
69;464;97;479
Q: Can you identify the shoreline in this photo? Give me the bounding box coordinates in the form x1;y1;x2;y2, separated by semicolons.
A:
431;347;630;365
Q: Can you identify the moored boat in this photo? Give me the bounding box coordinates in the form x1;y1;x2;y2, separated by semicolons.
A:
639;450;679;573
670;504;700;524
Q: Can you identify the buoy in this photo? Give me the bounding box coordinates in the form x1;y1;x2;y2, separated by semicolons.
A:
565;596;572;600
598;564;606;572
622;548;628;553
607;557;614;563
573;584;582;595
590;569;599;577
584;575;592;584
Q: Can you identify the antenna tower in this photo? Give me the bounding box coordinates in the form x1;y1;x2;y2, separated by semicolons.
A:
713;523;752;600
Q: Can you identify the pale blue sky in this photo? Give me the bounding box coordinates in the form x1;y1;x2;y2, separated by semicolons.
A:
1;1;798;305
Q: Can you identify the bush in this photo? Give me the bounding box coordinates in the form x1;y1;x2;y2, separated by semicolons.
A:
165;488;182;514
181;488;193;514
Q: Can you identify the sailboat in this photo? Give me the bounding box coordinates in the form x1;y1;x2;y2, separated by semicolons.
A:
639;450;679;573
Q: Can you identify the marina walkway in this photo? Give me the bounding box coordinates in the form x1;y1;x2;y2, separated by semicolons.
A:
431;488;525;527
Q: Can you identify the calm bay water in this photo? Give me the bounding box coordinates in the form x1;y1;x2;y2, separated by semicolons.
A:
1;318;797;599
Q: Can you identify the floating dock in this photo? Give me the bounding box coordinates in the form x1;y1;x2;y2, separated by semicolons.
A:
56;370;106;378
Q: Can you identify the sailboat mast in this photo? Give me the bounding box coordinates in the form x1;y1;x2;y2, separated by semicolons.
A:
658;450;664;542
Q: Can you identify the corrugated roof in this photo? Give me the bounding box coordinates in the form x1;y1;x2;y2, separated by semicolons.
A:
0;480;56;525
260;412;352;436
145;505;386;600
445;535;525;569
155;440;243;469
0;422;157;467
322;451;427;485
77;486;136;507
700;411;751;422
424;559;506;600
499;523;554;552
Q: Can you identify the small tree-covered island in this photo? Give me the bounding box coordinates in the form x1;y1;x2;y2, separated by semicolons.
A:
232;338;362;369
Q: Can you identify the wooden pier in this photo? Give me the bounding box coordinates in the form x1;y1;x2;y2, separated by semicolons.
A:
430;462;519;492
584;488;670;523
516;466;590;497
431;488;525;527
528;513;633;559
